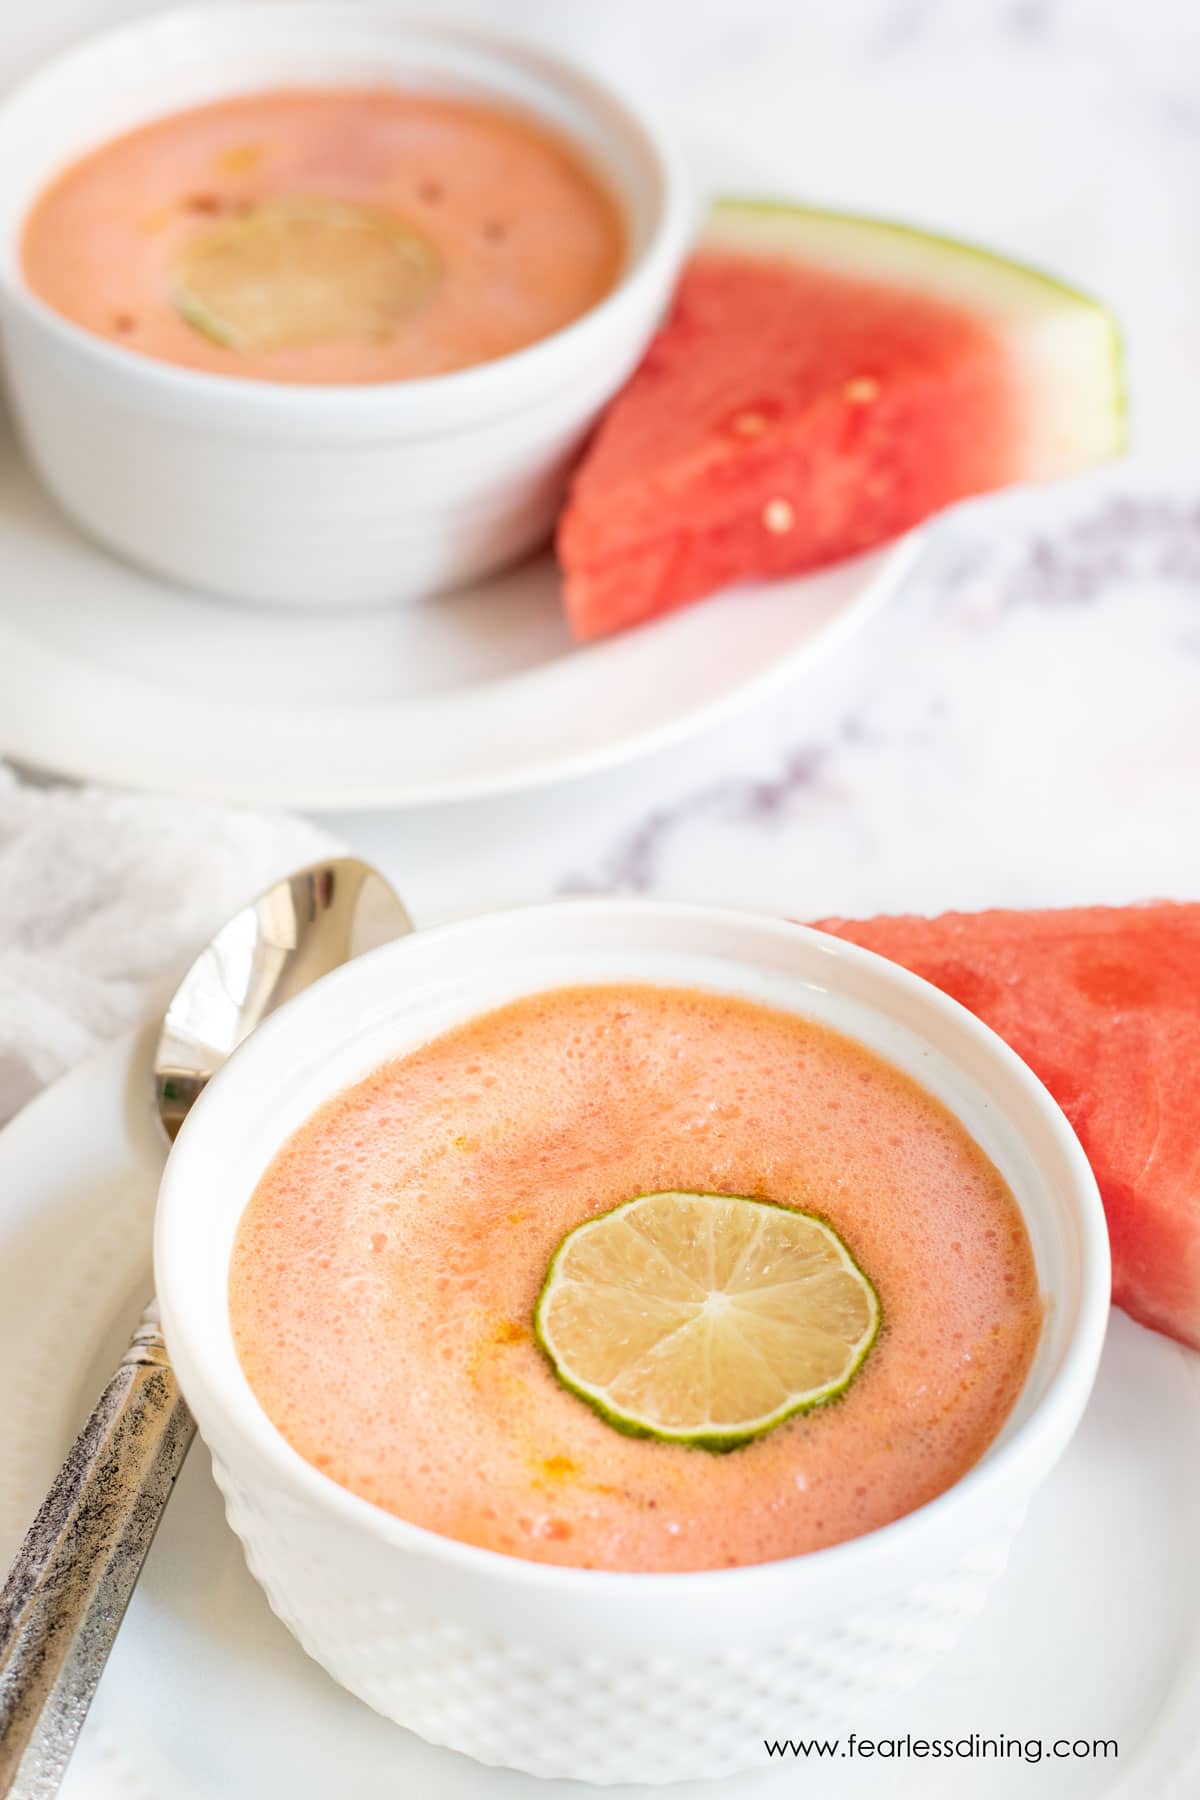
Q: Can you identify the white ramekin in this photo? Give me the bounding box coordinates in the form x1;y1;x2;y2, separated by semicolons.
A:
154;901;1110;1785
0;6;689;608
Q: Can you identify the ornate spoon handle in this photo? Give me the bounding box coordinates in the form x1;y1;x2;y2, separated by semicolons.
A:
0;1304;195;1799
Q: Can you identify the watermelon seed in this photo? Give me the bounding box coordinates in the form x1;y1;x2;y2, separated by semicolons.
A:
762;499;795;534
844;377;880;404
731;410;769;436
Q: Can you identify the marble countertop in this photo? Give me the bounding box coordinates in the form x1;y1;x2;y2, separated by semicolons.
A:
5;0;1200;948
297;0;1200;927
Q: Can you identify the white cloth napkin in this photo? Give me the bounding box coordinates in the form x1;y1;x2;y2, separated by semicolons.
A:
0;764;333;1126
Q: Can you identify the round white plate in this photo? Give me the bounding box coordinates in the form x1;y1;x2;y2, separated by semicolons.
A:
1;1028;1198;1799
0;420;921;810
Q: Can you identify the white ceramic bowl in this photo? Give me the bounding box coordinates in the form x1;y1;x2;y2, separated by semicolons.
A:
0;6;689;609
155;901;1110;1785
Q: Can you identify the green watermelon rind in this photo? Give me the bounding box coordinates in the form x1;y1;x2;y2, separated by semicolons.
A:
706;197;1116;319
704;198;1127;472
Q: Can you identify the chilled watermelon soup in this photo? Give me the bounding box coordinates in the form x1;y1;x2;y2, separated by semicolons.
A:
21;88;625;383
229;984;1042;1573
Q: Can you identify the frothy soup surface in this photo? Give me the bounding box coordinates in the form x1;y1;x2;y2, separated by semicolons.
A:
230;985;1042;1571
22;88;625;383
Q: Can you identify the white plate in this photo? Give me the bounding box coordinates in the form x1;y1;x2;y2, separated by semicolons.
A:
1;1027;1198;1799
0;421;921;810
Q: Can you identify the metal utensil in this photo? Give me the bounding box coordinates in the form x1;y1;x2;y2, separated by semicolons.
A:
0;858;411;1799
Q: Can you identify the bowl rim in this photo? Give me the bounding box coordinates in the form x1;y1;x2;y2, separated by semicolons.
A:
155;898;1112;1598
0;3;692;423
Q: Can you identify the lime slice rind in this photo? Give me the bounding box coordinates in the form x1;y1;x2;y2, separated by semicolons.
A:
534;1191;881;1453
172;287;238;350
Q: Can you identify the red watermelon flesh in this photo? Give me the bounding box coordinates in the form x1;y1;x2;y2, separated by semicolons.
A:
813;903;1200;1350
559;201;1125;640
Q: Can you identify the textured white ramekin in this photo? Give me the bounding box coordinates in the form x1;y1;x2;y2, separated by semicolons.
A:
155;901;1110;1784
0;6;690;607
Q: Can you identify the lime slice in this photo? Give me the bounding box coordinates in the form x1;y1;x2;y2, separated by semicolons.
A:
535;1191;880;1452
172;196;441;353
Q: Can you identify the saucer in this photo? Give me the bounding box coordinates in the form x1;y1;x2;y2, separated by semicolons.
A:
0;424;921;811
0;1024;1197;1797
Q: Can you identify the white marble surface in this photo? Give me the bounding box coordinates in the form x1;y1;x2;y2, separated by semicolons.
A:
306;0;1200;929
3;0;1199;1052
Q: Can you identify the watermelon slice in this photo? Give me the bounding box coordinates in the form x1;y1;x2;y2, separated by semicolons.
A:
559;200;1125;639
813;904;1200;1351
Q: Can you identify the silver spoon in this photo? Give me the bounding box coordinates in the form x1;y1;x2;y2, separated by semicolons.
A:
0;857;411;1799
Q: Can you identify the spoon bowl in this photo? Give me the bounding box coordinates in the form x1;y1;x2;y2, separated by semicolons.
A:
155;859;410;1140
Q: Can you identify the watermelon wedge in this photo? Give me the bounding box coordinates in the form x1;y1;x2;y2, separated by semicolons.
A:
559;200;1126;639
813;904;1200;1351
